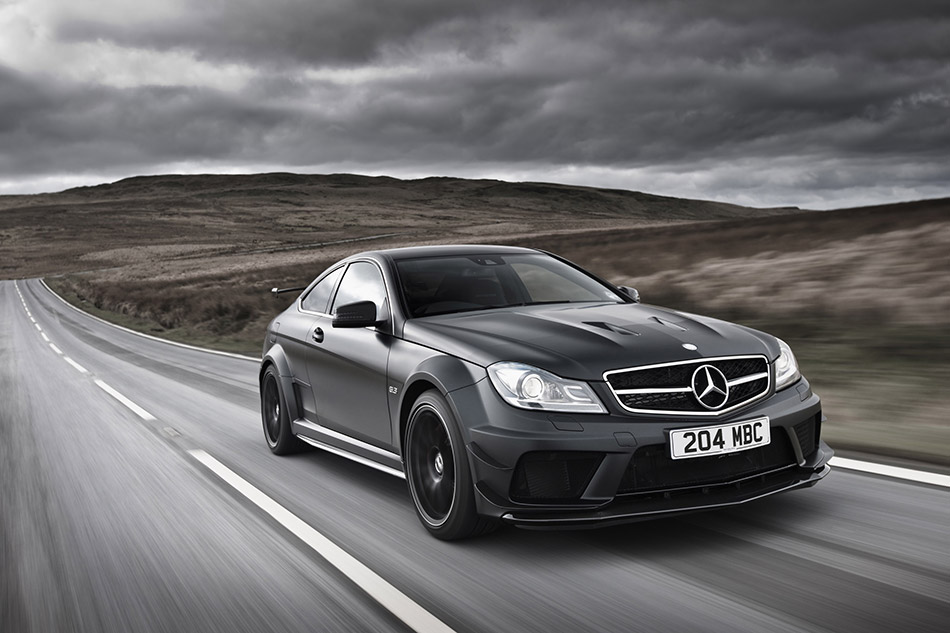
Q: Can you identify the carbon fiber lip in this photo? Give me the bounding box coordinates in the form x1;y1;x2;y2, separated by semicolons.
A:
500;464;831;527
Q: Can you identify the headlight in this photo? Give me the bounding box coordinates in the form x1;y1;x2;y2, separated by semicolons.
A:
774;338;801;390
487;362;607;413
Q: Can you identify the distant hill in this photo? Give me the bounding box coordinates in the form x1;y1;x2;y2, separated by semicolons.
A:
11;173;946;466
55;172;799;220
0;172;806;279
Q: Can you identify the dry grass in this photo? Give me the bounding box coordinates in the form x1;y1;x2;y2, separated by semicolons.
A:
1;172;788;280
616;221;950;326
5;174;949;465
522;200;950;465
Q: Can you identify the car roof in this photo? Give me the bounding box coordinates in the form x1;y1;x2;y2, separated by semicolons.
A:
349;244;540;261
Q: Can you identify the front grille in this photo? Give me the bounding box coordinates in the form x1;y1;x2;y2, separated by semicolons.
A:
618;432;797;494
509;452;604;503
604;355;771;415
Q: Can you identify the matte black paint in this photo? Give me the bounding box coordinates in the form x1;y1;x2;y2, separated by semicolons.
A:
260;245;832;529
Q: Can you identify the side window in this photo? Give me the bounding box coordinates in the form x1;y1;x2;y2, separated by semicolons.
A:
331;261;388;314
300;266;344;314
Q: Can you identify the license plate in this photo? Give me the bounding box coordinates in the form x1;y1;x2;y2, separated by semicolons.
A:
669;417;770;460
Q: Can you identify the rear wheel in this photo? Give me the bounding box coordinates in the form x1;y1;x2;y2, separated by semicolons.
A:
405;391;496;540
261;366;306;455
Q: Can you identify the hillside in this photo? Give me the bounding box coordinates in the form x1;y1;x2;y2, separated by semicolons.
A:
2;173;948;465
0;173;797;279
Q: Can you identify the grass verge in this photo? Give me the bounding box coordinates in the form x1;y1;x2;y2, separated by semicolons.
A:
45;277;266;357
44;276;950;468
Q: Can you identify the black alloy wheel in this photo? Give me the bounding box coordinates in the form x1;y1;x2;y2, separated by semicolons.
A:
261;366;306;455
405;391;496;540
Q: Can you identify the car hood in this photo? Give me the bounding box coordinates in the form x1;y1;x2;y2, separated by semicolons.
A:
402;303;780;381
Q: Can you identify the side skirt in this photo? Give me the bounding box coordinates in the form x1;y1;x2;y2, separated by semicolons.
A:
292;419;405;479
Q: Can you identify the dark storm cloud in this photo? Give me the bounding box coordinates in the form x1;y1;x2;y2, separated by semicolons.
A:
54;0;523;66
0;64;289;176
3;0;950;205
53;1;950;67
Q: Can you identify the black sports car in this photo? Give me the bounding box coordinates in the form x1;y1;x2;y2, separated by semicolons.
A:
260;245;832;539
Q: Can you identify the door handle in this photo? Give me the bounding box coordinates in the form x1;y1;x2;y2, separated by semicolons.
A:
312;327;324;343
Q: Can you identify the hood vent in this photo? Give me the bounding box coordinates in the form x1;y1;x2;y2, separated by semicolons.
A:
649;316;688;332
584;322;641;336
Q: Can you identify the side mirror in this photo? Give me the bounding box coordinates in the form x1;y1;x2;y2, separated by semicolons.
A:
332;301;379;328
618;286;640;303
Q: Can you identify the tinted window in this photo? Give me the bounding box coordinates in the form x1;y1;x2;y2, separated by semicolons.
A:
396;253;622;317
510;261;611;303
331;261;388;314
301;266;344;314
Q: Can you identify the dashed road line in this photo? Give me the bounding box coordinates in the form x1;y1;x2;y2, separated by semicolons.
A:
64;357;88;374
188;449;456;633
15;283;141;402
16;282;949;495
94;379;156;421
830;456;950;488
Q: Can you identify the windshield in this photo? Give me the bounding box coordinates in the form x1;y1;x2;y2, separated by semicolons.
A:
395;253;625;317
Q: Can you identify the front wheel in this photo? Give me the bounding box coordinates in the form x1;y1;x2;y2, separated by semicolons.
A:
405;391;496;540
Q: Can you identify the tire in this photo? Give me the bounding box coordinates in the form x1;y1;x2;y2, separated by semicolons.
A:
261;366;307;455
405;391;497;540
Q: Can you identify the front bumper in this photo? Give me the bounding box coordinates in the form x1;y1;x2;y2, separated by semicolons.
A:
447;376;833;527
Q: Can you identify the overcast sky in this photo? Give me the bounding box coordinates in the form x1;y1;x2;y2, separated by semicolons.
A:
1;0;948;208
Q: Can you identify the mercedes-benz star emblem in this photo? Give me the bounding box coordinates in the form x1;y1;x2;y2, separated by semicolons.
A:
691;365;729;410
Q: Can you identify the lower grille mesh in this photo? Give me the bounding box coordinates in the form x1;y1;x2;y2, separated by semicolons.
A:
794;415;819;459
618;432;797;494
510;452;604;503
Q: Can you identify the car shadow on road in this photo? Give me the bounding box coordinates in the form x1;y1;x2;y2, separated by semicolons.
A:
287;444;835;557
453;491;837;560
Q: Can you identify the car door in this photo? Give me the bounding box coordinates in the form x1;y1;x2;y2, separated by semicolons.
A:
306;260;394;448
280;265;345;422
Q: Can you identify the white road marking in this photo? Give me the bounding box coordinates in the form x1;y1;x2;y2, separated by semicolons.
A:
21;283;947;494
94;379;156;421
64;357;88;374
830;456;950;488
15;282;88;375
188;449;457;633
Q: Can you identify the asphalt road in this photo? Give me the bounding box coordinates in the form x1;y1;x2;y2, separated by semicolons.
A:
2;278;948;633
